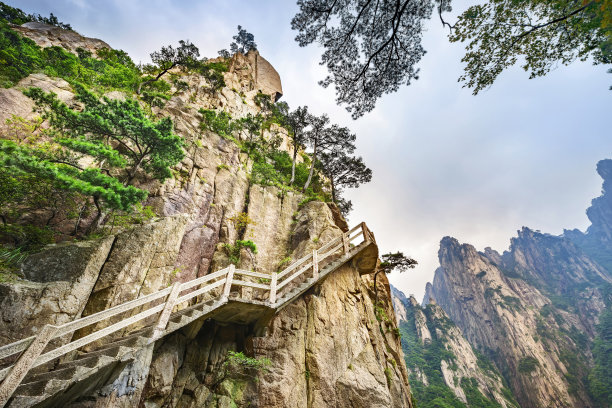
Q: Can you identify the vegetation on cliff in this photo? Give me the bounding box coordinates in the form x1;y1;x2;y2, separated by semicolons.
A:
0;3;372;254
397;298;514;408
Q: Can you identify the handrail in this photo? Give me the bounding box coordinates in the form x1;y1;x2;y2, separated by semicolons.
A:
0;222;372;406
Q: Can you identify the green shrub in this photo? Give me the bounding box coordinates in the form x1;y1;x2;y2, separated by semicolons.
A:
199;109;237;138
224;239;257;264
108;204;156;233
224;350;271;373
518;356;539;374
0;246;26;272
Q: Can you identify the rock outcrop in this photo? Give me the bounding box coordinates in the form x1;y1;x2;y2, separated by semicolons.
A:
393;287;518;408
0;22;413;408
12;22;110;54
424;161;612;408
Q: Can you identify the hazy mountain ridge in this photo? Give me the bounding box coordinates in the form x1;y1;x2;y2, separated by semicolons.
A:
423;159;612;408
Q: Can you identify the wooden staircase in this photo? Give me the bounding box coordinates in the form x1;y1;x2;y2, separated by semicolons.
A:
0;223;376;407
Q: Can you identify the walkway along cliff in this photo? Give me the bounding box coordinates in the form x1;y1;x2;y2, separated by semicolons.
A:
0;19;414;408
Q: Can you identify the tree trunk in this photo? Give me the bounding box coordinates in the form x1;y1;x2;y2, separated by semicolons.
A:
137;66;173;94
289;144;298;185
373;270;380;305
331;177;336;203
303;142;317;192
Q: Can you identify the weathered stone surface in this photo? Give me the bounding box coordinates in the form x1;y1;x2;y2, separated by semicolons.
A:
76;216;187;341
246;50;283;101
0;236;114;345
13;22;110;54
426;234;609;408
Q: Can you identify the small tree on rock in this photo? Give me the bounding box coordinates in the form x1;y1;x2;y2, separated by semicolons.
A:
138;40;200;93
18;85;184;226
374;252;417;303
287;106;310;186
318;150;372;203
231;25;257;54
302;116;356;192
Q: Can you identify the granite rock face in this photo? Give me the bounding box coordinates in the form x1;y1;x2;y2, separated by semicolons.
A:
0;236;114;345
13;22;110;54
393;287;518;407
0;23;413;408
424;167;612;408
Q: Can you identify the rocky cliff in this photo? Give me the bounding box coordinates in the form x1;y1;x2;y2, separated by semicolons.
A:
424;161;612;408
392;286;519;408
0;19;413;408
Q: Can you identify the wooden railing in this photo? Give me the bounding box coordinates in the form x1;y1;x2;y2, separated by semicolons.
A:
0;222;373;406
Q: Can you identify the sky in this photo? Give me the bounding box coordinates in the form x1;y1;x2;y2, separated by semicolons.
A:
15;0;612;300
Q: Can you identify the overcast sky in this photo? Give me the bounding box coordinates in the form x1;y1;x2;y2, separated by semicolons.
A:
16;0;611;299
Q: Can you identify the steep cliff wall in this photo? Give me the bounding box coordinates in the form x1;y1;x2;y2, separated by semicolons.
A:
392;286;519;408
0;21;413;408
424;162;612;408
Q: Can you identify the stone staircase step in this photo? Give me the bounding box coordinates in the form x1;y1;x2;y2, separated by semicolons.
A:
75;345;135;362
13;377;68;397
57;353;116;371
7;394;47;408
87;333;150;354
1;226;372;407
21;365;85;386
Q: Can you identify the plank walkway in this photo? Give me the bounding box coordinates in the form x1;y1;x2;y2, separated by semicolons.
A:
0;223;375;407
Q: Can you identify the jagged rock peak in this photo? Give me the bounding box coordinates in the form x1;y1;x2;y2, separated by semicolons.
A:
585;159;612;241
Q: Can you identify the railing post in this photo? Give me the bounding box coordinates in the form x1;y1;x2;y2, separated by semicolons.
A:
342;233;349;254
312;250;319;280
222;265;235;301
361;222;370;242
269;272;278;306
0;324;58;406
149;282;182;343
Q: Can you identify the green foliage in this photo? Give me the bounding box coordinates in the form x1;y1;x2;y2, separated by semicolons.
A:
199;109;237;138
0;223;54;248
384;366;393;386
476;271;487;278
588;305;612;405
25;85;184;183
224;239;258;264
0;19;142;91
0;138;146;211
0;19;42;88
228;212;256;235
399;300;513;408
460;377;503;408
108;204;156;233
500;295;522;312
375;305;392;323
450;0;612;94
518;356;539;374
0;2;72;29
549;293;573;311
474;348;498;377
0;246;26;272
138;39;199;93
197;60;228;93
0;124;84;238
380;252;418;274
399;304;466;408
277;256;292;271
224;350;271;373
